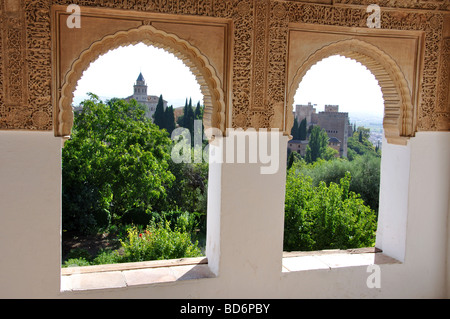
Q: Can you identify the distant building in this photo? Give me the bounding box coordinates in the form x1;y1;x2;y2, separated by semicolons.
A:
327;136;341;157
125;72;167;120
294;102;318;126
317;105;349;158
293;103;350;158
288;140;309;157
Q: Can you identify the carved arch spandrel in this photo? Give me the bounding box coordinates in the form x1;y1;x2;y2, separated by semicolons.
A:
286;39;415;145
56;25;226;137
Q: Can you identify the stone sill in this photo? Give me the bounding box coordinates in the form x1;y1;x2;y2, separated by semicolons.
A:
282;247;400;272
61;257;214;292
61;248;400;292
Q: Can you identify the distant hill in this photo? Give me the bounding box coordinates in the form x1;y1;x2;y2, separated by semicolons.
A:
349;113;383;133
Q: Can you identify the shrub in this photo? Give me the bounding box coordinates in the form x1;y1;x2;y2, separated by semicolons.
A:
119;221;202;262
92;249;120;265
289;154;381;212
62;257;91;268
284;169;377;251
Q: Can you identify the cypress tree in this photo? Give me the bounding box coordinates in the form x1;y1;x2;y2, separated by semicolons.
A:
194;101;202;120
165;105;175;135
153;94;165;129
291;118;299;140
299;118;307;140
305;126;329;163
186;98;195;134
182;98;189;128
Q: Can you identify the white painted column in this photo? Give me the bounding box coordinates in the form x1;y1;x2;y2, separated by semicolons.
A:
205;130;288;295
0;131;62;298
375;136;411;262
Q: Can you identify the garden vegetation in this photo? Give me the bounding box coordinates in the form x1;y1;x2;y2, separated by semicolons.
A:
62;95;380;266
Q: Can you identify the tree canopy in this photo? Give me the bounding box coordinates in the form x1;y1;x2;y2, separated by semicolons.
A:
305;125;329;163
152;95;176;135
347;126;380;161
62;94;175;233
290;118;307;141
284;166;377;251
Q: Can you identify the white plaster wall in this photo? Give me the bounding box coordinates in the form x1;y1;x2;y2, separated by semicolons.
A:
375;136;410;262
0;131;62;298
402;132;450;298
0;130;448;298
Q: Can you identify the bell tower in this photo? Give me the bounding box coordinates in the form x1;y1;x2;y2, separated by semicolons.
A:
133;72;148;102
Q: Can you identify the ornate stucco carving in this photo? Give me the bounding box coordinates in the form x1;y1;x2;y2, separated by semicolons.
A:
287;38;415;145
435;37;450;131
57;25;226;137
0;0;448;141
333;0;450;11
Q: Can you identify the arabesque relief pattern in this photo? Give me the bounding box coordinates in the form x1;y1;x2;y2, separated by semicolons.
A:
0;0;449;134
57;25;227;137
334;0;450;11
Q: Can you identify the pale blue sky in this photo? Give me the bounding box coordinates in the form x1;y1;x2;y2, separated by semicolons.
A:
74;44;384;118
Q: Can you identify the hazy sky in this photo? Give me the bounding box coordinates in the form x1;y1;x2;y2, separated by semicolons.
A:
74;44;384;118
294;55;384;118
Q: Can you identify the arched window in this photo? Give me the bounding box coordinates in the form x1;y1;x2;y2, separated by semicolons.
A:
56;25;226;138
284;54;383;256
63;42;211;272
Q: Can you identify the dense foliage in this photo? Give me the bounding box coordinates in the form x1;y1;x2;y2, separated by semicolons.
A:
62;95;207;264
62;95;175;234
119;221;202;262
63;218;202;267
284;122;381;251
153;94;176;135
347;127;381;160
284;166;377;251
63;95;380;264
291;155;381;212
291;117;307;140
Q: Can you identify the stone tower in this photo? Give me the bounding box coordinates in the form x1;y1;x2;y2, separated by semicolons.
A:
133;72;148;103
317;105;349;158
125;72;168;120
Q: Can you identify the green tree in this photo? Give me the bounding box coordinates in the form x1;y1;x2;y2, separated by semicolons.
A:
164;105;175;135
62;94;175;234
153;94;166;129
347;126;379;160
186;98;195;133
289;154;381;212
305;125;329;163
299;118;307;140
178;98;197;146
323;146;338;160
194;101;203;120
291;118;299;140
284;167;377;251
357;126;371;140
287;150;302;170
119;221;202;262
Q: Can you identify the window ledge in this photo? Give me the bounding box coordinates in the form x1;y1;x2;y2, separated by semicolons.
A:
61;257;214;292
282;247;400;272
